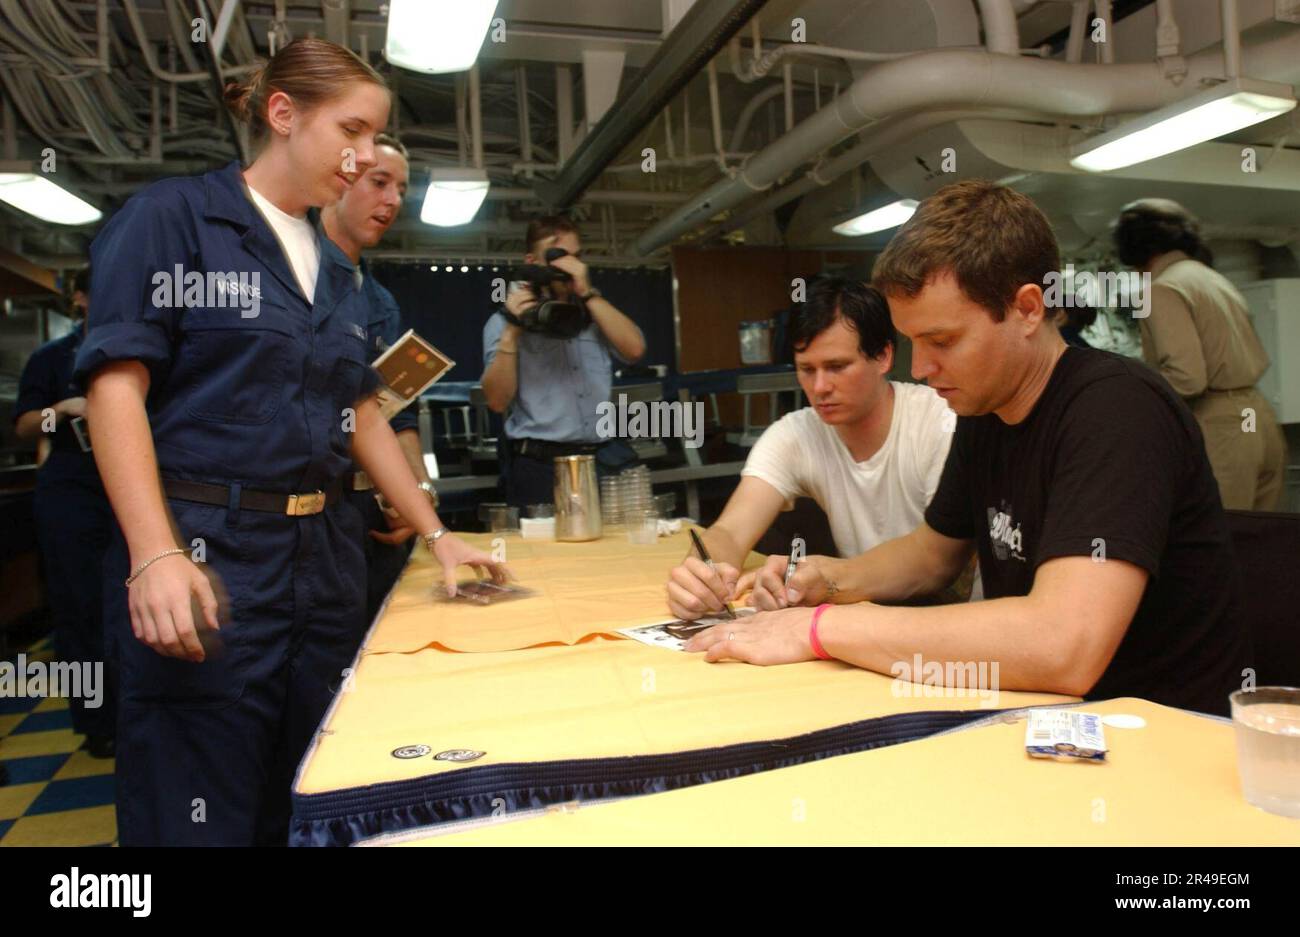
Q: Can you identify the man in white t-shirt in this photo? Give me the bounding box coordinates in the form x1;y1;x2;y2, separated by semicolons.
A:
666;277;958;620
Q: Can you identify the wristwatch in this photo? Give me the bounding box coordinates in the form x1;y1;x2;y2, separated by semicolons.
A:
577;285;601;301
423;526;450;552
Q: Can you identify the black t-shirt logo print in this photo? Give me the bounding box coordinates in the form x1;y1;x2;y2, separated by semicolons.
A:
987;502;1026;562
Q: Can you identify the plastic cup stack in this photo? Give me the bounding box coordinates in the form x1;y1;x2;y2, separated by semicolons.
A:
600;475;622;527
619;466;654;519
620;467;658;544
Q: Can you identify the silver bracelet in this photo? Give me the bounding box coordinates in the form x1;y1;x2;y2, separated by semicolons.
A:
125;548;187;587
422;526;450;551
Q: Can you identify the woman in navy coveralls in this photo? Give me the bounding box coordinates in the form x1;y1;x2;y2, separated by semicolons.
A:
74;39;508;846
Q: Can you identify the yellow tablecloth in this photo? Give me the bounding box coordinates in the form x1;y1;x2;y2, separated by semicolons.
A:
293;532;1073;826
367;698;1300;846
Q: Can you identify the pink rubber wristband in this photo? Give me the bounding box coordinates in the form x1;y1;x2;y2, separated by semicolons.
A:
809;603;833;660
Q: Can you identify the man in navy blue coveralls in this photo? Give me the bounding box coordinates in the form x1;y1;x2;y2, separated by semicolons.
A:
322;135;435;625
75;162;382;845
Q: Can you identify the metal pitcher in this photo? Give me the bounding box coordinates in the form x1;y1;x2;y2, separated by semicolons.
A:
553;454;602;541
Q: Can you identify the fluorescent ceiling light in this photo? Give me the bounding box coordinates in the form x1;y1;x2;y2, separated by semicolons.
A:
832;199;918;237
385;0;498;74
420;168;490;227
0;172;102;225
1070;76;1296;172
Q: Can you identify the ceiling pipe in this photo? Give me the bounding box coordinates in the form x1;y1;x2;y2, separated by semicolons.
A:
1095;0;1115;64
701;109;1008;241
212;0;244;57
120;0;258;83
320;0;350;49
532;0;770;210
976;0;1021;55
630;27;1300;256
605;153;753;172
706;60;727;172
454;74;467;166
729;36;1051;83
1221;0;1241;79
728;83;784;152
1155;0;1180;58
1066;1;1090;64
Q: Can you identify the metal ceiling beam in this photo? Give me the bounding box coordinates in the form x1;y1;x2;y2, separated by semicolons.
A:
531;0;769;211
196;0;249;163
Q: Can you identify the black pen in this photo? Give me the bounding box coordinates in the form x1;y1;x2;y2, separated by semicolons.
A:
690;527;737;620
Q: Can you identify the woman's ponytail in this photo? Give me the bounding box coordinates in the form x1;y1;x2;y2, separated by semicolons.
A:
219;39;384;144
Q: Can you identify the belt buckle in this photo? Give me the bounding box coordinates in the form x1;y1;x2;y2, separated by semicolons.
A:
286;490;326;516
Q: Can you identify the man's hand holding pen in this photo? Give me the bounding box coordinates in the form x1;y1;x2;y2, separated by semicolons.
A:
737;553;835;610
680;537;846;665
666;556;741;620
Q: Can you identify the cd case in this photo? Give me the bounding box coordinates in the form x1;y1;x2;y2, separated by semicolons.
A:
434;580;536;605
617;608;756;652
372;329;456;419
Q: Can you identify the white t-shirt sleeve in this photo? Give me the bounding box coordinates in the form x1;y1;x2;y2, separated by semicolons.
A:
741;411;809;502
906;385;955;507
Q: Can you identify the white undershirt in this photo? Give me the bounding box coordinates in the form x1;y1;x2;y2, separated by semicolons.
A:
741;381;955;557
247;185;320;303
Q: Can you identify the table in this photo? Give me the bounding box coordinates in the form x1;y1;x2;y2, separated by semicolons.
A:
359;697;1300;846
290;531;1072;846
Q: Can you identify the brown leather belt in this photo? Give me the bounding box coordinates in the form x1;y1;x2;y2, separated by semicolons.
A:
163;478;342;516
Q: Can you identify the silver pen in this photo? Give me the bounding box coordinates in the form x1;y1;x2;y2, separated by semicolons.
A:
785;534;806;588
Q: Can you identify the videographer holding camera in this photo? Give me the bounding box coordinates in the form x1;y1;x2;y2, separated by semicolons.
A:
482;216;646;505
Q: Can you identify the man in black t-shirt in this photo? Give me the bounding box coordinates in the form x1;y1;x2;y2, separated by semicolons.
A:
680;180;1249;716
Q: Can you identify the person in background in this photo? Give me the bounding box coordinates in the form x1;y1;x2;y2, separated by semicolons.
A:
13;268;118;758
481;215;646;507
664;277;959;621
1114;198;1286;511
322;132;434;624
685;181;1249;718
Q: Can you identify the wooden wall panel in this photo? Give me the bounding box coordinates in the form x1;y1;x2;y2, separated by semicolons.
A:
671;247;873;425
672;246;825;373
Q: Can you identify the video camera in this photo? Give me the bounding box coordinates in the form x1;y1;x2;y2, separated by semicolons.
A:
505;247;592;339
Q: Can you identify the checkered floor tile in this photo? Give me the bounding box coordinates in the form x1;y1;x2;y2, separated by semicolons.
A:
1;638;116;846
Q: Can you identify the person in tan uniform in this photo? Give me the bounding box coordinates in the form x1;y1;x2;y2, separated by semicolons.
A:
1113;198;1286;511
